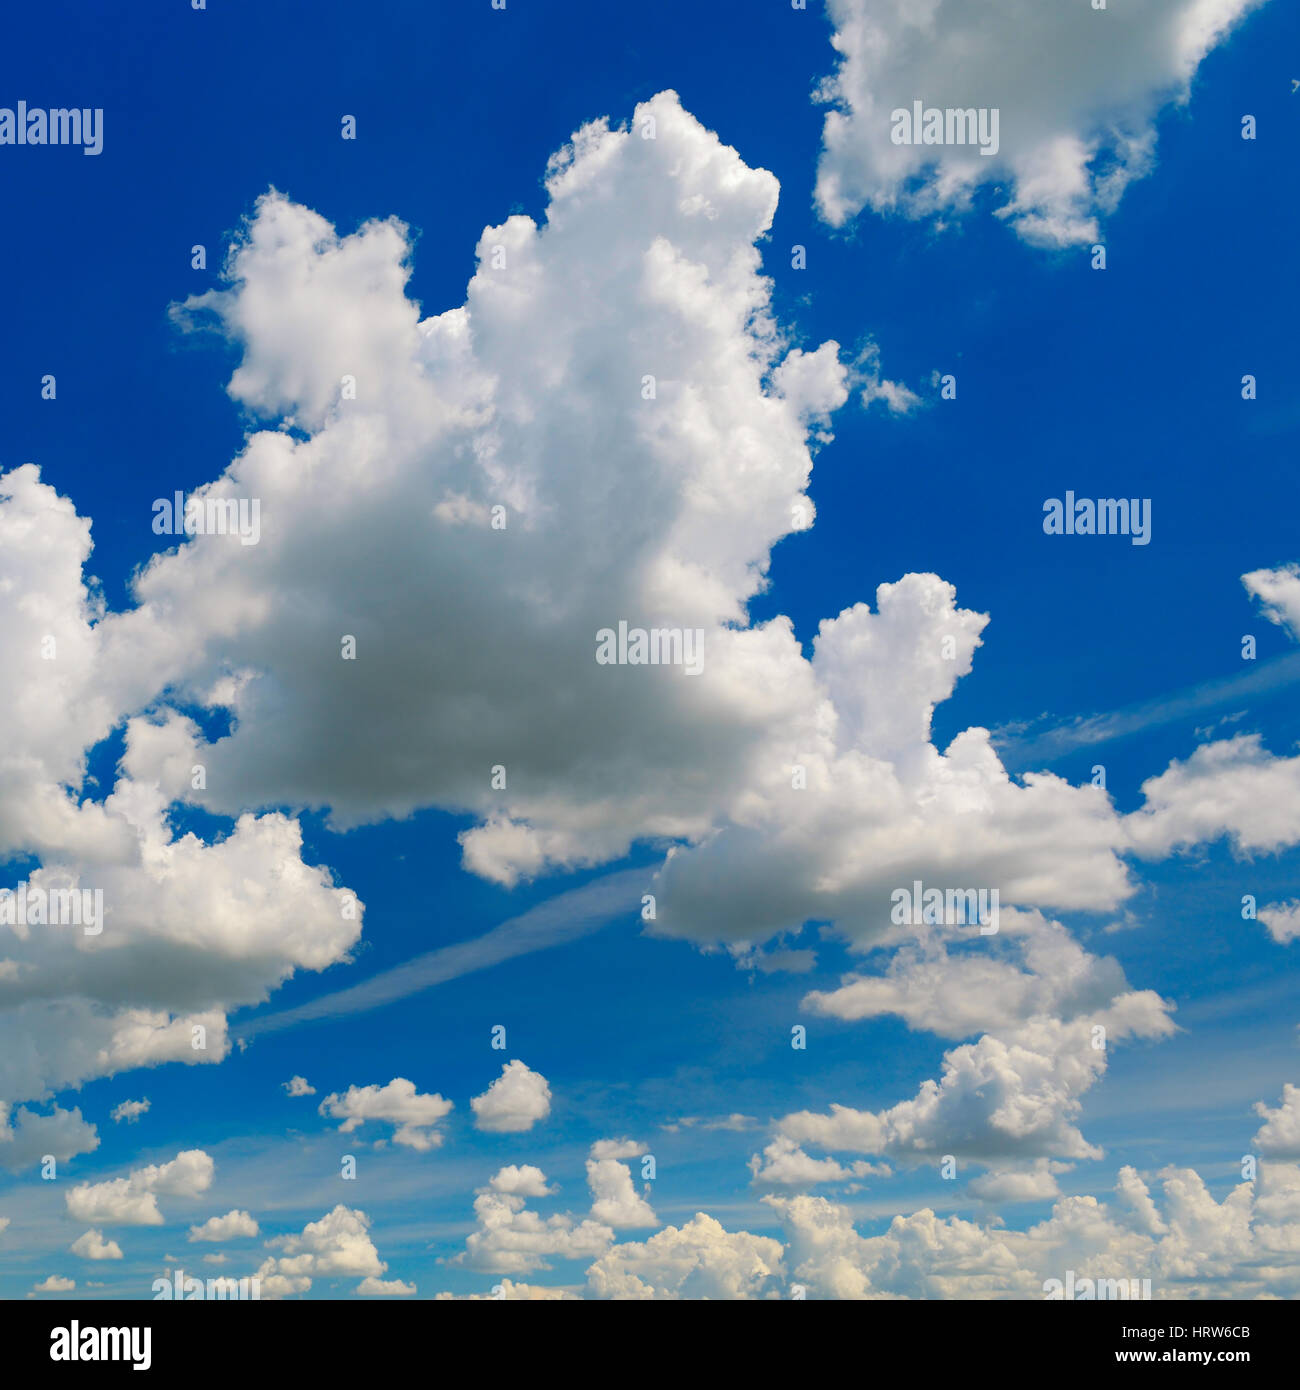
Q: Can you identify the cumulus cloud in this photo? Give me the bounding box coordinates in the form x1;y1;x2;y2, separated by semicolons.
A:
1244;564;1300;641
488;1165;555;1199
0;1102;98;1172
1254;1085;1300;1159
255;1205;389;1298
454;1165;613;1275
65;1149;214;1226
188;1209;259;1242
575;1151;1300;1299
1259;902;1300;946
32;1275;75;1294
471;1061;552;1134
70;1229;123;1260
586;1151;657;1230
111;1098;150;1124
803;909;1160;1040
318;1078;452;1151
589;1139;646;1161
283;1076;316;1097
1124;734;1300;859
766;1157;1300;1299
777;994;1174;1169
356;1276;417;1297
586;1213;785;1299
434;1278;581;1300
813;0;1263;245
749;1135;887;1189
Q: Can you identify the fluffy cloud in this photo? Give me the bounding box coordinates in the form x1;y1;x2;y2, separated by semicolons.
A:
586;1144;657;1229
1124;734;1300;858
0;460;364;1109
356;1276;417;1297
470;1061;552;1134
778;996;1174;1168
318;1078;453;1151
586;1213;785;1300
255;1205;389;1298
803;909;1160;1039
749;1135;887;1189
1254;1085;1300;1158
487;1165;555;1199
105;90;862;899
188;1209;259;1242
767;1158;1300;1299
1244;564;1300;640
0;1102;98;1172
572;1153;1300;1299
283;1076;315;1097
454;1165;614;1275
32;1275;75;1294
65;1149;214;1226
648;575;1136;949
1259;902;1300;946
70;1229;124;1261
434;1278;581;1300
110;1098;150;1124
814;0;1263;245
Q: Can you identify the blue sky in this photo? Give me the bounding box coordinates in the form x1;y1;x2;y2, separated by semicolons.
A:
2;0;1299;1300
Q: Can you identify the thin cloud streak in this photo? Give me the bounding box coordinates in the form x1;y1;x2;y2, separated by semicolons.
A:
995;651;1300;768
235;867;648;1040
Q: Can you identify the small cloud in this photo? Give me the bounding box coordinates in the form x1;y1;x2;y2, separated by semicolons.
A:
33;1275;75;1294
70;1229;123;1261
283;1076;316;1098
111;1098;150;1125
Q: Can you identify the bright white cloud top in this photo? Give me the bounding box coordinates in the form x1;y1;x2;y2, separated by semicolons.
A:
814;0;1263;244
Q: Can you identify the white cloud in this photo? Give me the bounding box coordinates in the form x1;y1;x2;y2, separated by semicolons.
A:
488;1165;555;1199
283;1075;316;1097
434;1278;580;1300
803;909;1158;1040
1244;564;1300;641
318;1078;452;1151
1254;1085;1300;1159
0;1102;98;1172
70;1229;123;1260
778;995;1174;1169
188;1209;259;1242
471;1061;552;1134
589;1138;646;1161
1259;902;1300;946
356;1276;417;1297
32;1275;75;1294
586;1157;657;1230
111;1098;150;1124
454;1166;613;1275
749;1135;886;1189
102;91;858;896
586;1213;784;1299
65;1149;214;1226
814;0;1263;246
256;1205;388;1298
1124;734;1300;859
